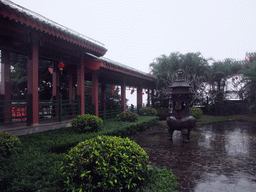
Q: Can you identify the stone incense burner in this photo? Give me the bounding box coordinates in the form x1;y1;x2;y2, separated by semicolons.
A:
167;69;196;142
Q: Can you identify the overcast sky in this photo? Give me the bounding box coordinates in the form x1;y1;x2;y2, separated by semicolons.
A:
10;0;256;74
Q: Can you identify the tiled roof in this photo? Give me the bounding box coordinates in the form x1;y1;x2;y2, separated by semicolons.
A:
0;0;107;56
245;52;256;62
86;53;155;80
100;57;155;79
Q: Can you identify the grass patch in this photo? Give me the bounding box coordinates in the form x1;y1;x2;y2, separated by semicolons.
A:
137;167;178;192
1;116;176;192
196;114;256;125
159;114;256;127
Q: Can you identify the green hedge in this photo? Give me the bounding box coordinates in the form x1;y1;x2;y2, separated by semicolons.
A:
0;116;160;191
71;114;103;132
156;107;170;120
117;111;139;122
105;116;159;137
61;136;149;191
50;116;159;154
0;131;21;158
139;107;158;116
189;107;203;119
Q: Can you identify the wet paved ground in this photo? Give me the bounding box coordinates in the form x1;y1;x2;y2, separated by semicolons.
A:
129;121;256;192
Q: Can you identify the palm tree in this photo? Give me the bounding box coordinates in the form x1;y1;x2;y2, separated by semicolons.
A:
240;61;256;113
206;58;243;115
150;52;210;106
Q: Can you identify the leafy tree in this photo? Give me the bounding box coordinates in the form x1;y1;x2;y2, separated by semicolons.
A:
149;52;246;115
10;54;28;100
206;59;243;115
240;61;256;113
150;52;210;105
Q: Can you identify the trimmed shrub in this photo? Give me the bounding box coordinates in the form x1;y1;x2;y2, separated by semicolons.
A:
189;107;203;119
143;167;178;191
0;131;21;157
157;107;170;120
61;135;149;191
117;111;138;122
139;107;157;116
71;114;103;132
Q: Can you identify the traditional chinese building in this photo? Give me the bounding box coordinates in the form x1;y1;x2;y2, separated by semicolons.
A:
0;0;156;129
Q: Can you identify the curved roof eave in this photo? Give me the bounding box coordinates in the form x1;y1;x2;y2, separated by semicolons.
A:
86;53;155;81
0;0;108;56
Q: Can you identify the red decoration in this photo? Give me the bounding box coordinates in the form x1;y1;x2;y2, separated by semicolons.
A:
88;88;92;92
110;86;115;90
58;62;65;74
58;62;65;70
131;89;135;94
113;90;117;94
235;76;238;80
142;93;145;95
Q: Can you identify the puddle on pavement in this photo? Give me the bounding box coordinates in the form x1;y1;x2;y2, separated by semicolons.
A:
129;121;256;192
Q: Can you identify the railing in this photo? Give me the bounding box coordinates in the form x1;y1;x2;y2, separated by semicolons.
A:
0;97;140;125
99;107;123;120
84;102;94;115
126;105;139;114
0;96;79;125
0;100;28;124
39;96;79;122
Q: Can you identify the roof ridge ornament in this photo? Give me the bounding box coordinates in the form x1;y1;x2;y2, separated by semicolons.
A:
177;69;185;81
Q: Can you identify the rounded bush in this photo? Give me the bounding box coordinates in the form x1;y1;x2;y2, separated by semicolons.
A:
0;131;21;157
61;135;149;191
189;107;203;119
71;114;103;132
157;107;170;120
117;111;138;122
139;107;157;116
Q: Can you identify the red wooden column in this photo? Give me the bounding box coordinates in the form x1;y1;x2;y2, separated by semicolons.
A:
77;57;85;115
121;81;126;112
2;50;11;122
69;69;75;115
52;63;60;100
27;43;39;125
69;70;74;100
151;88;155;107
52;62;60;117
92;72;99;116
137;85;143;109
101;84;106;119
147;88;150;106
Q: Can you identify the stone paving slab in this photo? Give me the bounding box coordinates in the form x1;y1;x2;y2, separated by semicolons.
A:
129;121;256;192
1;120;72;136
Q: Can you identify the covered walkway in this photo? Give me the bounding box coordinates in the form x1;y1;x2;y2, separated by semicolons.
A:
0;0;156;132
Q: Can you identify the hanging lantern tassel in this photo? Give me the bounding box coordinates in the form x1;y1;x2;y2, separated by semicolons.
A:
110;86;115;91
58;62;65;74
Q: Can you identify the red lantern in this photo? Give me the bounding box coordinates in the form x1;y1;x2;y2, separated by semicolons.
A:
142;93;145;95
58;62;65;74
110;86;115;90
131;89;135;94
113;90;117;94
